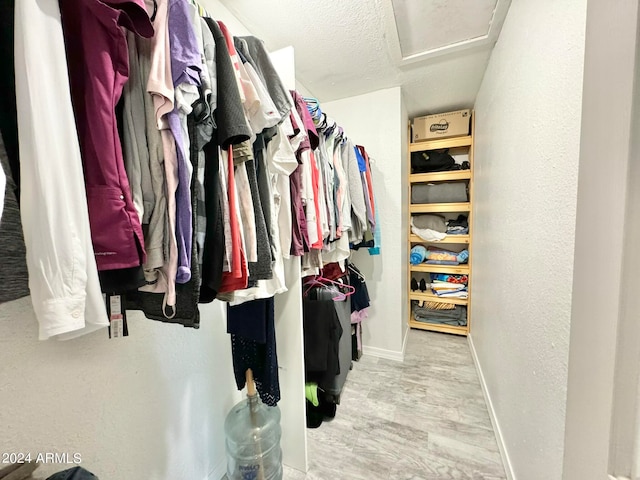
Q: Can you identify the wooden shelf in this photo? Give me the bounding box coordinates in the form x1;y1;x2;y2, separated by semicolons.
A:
409;319;469;336
409;291;469;306
410;234;469;244
410;136;472;152
410;170;471;183
410;202;470;213
410;263;470;274
407;113;474;337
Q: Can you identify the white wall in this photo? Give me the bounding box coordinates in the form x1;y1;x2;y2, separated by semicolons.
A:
400;95;410;350
470;0;587;479
268;46;308;474
563;1;640;479
323;87;406;359
0;299;238;479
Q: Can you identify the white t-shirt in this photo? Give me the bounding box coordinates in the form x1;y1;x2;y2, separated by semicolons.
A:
15;0;109;340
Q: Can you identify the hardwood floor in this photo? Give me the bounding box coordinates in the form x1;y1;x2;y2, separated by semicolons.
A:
286;330;506;479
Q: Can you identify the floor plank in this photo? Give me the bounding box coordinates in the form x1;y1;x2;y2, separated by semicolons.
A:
287;330;506;479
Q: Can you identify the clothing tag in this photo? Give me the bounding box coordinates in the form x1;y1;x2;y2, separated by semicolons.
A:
110;295;121;316
111;314;124;338
107;293;129;339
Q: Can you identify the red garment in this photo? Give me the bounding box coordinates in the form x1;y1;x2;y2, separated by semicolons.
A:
59;0;153;270
358;145;376;219
219;148;248;293
310;151;323;249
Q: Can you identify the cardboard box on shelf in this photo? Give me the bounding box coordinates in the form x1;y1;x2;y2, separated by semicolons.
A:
412;109;471;142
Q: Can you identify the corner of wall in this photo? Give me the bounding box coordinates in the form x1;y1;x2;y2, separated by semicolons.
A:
468;334;515;480
209;460;227;480
322;88;406;357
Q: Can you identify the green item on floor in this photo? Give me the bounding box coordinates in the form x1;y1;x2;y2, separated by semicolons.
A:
305;382;319;407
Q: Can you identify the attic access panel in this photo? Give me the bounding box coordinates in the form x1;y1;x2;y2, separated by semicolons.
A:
391;0;499;57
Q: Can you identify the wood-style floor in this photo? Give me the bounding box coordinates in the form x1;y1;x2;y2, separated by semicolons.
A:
285;330;506;479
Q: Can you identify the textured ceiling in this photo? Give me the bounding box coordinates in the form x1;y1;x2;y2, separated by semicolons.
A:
217;0;510;118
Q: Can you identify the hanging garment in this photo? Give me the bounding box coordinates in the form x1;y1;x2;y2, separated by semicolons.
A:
289;164;308;256
122;30;153;227
132;31;168;276
125;114;203;327
204;18;252;148
0;0;19;190
58;0;153;272
244;156;274;282
228;298;281;406
266;127;298;258
357;145;376;229
0;134;28;303
235;36;294;122
202;17;251;296
343;140;367;243
167;0;203;284
218;149;249;293
15;0;109;339
198;135;225;302
303;287;344;385
228;135;290;305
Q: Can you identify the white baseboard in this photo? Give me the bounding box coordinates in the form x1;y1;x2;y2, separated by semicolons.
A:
402;325;410;356
362;344;405;362
468;334;516;480
208;460;226;480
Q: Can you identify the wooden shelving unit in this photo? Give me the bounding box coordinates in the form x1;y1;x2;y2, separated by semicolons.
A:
409;234;469;244
410;202;471;214
407;114;475;336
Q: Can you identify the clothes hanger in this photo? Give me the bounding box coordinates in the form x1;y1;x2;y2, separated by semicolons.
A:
303;275;355;301
150;0;157;22
347;263;365;281
186;0;211;18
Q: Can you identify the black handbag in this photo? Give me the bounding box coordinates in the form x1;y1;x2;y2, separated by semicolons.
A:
411;149;456;173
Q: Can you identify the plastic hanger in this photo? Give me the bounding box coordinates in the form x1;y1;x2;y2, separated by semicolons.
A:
303;275;355;302
347;263;365;281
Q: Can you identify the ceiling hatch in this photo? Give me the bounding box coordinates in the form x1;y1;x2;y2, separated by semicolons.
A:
391;0;500;60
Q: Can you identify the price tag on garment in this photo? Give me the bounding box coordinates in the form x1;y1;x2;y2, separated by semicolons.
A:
107;293;129;339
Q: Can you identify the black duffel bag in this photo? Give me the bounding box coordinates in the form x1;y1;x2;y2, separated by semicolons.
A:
411;149;456;173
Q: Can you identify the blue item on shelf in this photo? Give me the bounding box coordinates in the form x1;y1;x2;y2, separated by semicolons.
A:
410;245;427;265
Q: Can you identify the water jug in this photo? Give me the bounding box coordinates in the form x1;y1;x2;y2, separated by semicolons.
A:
224;370;283;480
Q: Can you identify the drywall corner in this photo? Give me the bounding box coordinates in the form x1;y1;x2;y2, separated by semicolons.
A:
468;334;515;480
322;87;405;357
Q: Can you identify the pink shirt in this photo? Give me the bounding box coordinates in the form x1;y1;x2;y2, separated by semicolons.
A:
59;0;153;271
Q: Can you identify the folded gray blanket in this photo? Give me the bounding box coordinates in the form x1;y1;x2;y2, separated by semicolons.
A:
411;214;446;232
411;182;468;204
413;304;467;326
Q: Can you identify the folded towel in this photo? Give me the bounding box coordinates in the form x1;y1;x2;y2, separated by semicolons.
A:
410;245;428;265
425;246;469;264
412;224;447;242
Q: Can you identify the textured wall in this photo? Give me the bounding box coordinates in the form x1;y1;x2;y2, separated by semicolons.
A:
0;298;239;479
0;3;267;480
562;1;640;478
471;0;587;479
323;87;406;358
